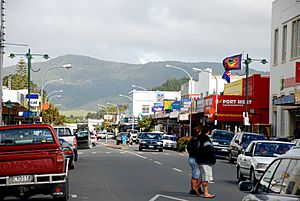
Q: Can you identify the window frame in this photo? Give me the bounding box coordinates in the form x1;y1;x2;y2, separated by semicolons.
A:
282;25;287;63
291;18;300;59
274;29;279;65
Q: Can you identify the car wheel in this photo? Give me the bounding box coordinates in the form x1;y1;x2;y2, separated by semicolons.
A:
139;147;142;151
228;151;234;163
250;168;257;185
0;194;5;201
159;148;163;152
237;166;245;182
69;161;75;170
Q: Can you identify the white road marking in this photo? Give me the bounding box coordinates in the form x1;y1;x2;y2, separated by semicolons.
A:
165;153;170;155
149;194;188;201
70;194;77;198
154;161;162;165
92;152;97;154
124;150;148;159
172;168;182;172
105;152;111;154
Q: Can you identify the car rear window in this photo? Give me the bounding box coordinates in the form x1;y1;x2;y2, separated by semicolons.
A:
54;128;73;136
0;128;54;146
141;133;162;139
212;130;234;140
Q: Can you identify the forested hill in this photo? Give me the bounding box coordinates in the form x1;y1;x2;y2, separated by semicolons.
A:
3;54;269;110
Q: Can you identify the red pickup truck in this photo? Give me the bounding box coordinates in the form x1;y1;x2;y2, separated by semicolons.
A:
0;124;69;201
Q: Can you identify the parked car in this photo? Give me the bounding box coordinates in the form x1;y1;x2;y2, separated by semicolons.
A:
162;135;178;149
53;126;78;161
59;138;75;170
90;132;97;146
76;130;93;149
210;129;234;158
0;124;69;201
129;129;138;143
292;138;300;146
115;132;131;145
239;147;300;201
107;132;114;139
139;132;163;152
136;132;143;144
228;132;267;163
237;140;295;184
97;132;107;139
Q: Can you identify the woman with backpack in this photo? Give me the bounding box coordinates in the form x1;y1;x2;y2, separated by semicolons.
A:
196;126;216;199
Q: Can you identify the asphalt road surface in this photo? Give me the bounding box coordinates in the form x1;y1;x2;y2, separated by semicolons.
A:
4;140;247;201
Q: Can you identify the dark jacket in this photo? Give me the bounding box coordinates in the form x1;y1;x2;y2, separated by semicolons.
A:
195;135;216;165
187;137;198;158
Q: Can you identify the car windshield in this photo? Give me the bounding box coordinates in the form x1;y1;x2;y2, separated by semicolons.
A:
141;133;162;139
254;142;294;157
212;130;234;140
163;136;177;141
242;133;267;148
77;131;89;137
0;128;54;146
54;128;73;136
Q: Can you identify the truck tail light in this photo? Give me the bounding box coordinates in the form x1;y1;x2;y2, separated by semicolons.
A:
73;137;77;147
64;149;74;155
56;153;64;172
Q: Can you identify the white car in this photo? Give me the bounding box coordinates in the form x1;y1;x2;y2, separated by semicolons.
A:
97;132;107;139
162;135;178;149
237;140;295;184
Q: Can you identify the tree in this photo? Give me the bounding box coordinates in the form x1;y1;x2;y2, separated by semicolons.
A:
136;116;154;132
42;104;66;125
152;77;189;91
13;58;27;90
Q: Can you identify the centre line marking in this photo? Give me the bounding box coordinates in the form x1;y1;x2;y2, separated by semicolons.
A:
172;168;182;172
154;161;162;165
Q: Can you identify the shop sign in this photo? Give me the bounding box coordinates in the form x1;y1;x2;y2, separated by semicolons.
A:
196;98;204;113
152;106;164;113
164;100;174;110
179;113;189;121
273;95;295;105
295;91;300;105
296;62;300;83
221;99;252;106
170;111;179;118
156;93;164;103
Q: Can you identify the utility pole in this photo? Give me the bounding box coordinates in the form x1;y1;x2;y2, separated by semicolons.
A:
0;0;5;126
9;49;49;124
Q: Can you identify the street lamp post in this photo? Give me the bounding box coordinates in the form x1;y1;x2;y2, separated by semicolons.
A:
9;49;49;124
45;90;63;102
193;68;219;128
165;64;193;136
243;54;267;131
41;64;72;113
119;94;132;101
98;104;109;142
48;94;62;103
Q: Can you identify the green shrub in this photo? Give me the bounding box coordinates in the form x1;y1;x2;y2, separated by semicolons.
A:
177;136;191;152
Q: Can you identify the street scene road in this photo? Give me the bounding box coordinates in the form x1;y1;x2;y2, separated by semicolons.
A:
66;140;245;201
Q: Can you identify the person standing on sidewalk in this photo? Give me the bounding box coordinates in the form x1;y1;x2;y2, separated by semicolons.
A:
196;126;216;199
186;127;203;196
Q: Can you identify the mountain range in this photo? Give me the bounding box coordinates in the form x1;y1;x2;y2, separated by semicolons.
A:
3;55;269;111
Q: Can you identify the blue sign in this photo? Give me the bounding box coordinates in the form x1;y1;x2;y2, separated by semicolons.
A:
25;93;39;99
182;97;190;102
171;101;181;110
154;102;162;107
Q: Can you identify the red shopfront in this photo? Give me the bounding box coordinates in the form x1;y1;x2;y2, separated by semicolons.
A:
204;95;269;131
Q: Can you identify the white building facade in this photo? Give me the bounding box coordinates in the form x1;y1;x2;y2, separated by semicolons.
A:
270;0;300;137
130;90;181;118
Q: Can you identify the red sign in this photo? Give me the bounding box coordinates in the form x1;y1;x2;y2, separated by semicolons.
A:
296;62;300;83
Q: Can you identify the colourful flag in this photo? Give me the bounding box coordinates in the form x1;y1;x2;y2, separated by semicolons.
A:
222;54;242;70
222;70;231;83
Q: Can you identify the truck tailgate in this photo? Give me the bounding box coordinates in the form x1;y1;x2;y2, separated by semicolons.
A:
0;149;60;176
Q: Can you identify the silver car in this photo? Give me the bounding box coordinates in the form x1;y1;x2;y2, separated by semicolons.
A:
239;147;300;200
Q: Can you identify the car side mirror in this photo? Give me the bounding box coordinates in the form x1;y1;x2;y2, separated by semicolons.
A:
244;152;252;157
235;139;240;144
238;181;253;192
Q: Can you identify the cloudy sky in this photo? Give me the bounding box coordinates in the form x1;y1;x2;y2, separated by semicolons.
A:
5;0;274;71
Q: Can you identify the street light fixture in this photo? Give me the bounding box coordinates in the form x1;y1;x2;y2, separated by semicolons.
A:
41;64;72;113
48;94;62;103
107;102;120;124
165;64;193;136
119;94;132;101
45;90;63;102
9;49;49;123
132;84;151;115
193;68;219;127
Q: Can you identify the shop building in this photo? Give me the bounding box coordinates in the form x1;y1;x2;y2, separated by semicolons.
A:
270;0;300;137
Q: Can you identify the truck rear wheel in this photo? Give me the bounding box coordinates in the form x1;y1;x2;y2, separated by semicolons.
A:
53;178;69;201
